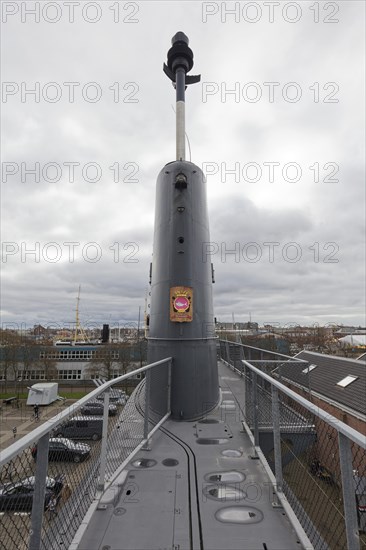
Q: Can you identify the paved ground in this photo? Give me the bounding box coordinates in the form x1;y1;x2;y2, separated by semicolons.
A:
0;398;129;550
0;400;75;451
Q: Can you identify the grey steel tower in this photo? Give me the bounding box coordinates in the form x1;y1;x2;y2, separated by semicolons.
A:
147;32;219;420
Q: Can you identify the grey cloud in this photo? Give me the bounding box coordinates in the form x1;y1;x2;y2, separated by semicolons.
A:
1;1;364;327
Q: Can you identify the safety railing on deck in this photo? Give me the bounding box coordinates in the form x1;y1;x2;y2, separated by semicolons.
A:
0;358;172;550
219;340;366;550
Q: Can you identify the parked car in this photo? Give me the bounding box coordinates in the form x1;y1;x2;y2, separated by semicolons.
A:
0;474;64;512
32;438;91;463
80;401;117;416
96;389;127;406
52;417;103;441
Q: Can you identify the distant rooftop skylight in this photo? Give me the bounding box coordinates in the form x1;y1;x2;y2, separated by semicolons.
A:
302;364;317;374
336;375;358;388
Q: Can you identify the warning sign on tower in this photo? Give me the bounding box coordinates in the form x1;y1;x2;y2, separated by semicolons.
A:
170;286;193;322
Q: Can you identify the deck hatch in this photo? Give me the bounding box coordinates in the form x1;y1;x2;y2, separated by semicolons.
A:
131;458;157;468
221;449;242;457
215;506;264;524
162;458;179;466
204;485;246;501
205;471;246;483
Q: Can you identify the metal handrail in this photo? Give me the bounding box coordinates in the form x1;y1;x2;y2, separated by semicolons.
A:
242;360;366;449
219;339;309;362
0;357;172;550
229;355;365;550
0;357;172;465
219;338;366;550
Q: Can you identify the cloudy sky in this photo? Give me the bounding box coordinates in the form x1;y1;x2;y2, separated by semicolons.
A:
1;0;365;330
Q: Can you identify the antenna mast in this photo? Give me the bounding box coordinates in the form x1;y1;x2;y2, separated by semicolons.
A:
163;32;200;160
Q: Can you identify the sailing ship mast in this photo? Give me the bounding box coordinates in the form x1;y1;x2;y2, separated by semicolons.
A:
73;285;88;344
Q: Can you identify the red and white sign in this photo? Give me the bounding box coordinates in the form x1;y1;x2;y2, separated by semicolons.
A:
170;286;193;322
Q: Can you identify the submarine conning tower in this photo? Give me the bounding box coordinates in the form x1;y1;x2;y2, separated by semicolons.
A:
147;33;220;421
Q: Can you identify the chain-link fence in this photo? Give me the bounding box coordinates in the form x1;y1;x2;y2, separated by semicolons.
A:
219;340;366;550
0;358;171;550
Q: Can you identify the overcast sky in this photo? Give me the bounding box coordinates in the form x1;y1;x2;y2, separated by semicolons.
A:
1;0;365;330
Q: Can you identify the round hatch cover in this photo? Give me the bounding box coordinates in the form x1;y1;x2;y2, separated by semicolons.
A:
215;506;263;524
162;458;179;466
131;458;157;468
221;449;242;457
205;471;246;483
203;485;246;501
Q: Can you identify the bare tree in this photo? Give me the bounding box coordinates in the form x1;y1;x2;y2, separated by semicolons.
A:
0;330;20;392
86;344;120;381
115;344;133;392
37;354;58;380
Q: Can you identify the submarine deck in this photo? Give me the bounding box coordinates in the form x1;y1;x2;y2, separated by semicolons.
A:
75;361;304;549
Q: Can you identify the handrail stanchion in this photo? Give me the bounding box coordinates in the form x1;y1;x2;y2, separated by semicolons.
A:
167;359;172;414
97;387;110;491
252;372;259;457
29;432;50;550
143;369;151;449
239;344;244;377
271;385;284;505
338;432;360;550
242;360;247;419
225;340;230;367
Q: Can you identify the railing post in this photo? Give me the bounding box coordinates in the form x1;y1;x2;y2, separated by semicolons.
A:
97;387;110;491
271;386;284;504
277;361;283;383
225;340;230;367
167;359;172;413
338;432;360;550
242;361;247;420
143;369;151;449
238;344;244;377
29;432;50;550
252;372;259;455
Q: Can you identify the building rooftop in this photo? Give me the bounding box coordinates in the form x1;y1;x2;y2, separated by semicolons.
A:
274;350;366;416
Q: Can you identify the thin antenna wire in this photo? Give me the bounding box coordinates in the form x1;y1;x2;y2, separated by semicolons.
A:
186;130;192;163
171;104;192;162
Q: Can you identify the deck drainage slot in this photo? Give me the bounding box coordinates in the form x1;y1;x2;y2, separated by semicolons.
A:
198;418;221;424
221;449;242;457
162;458;179;466
204;485;246;501
196;438;229;445
215;506;264;524
131;458;157;468
205;471;246;483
